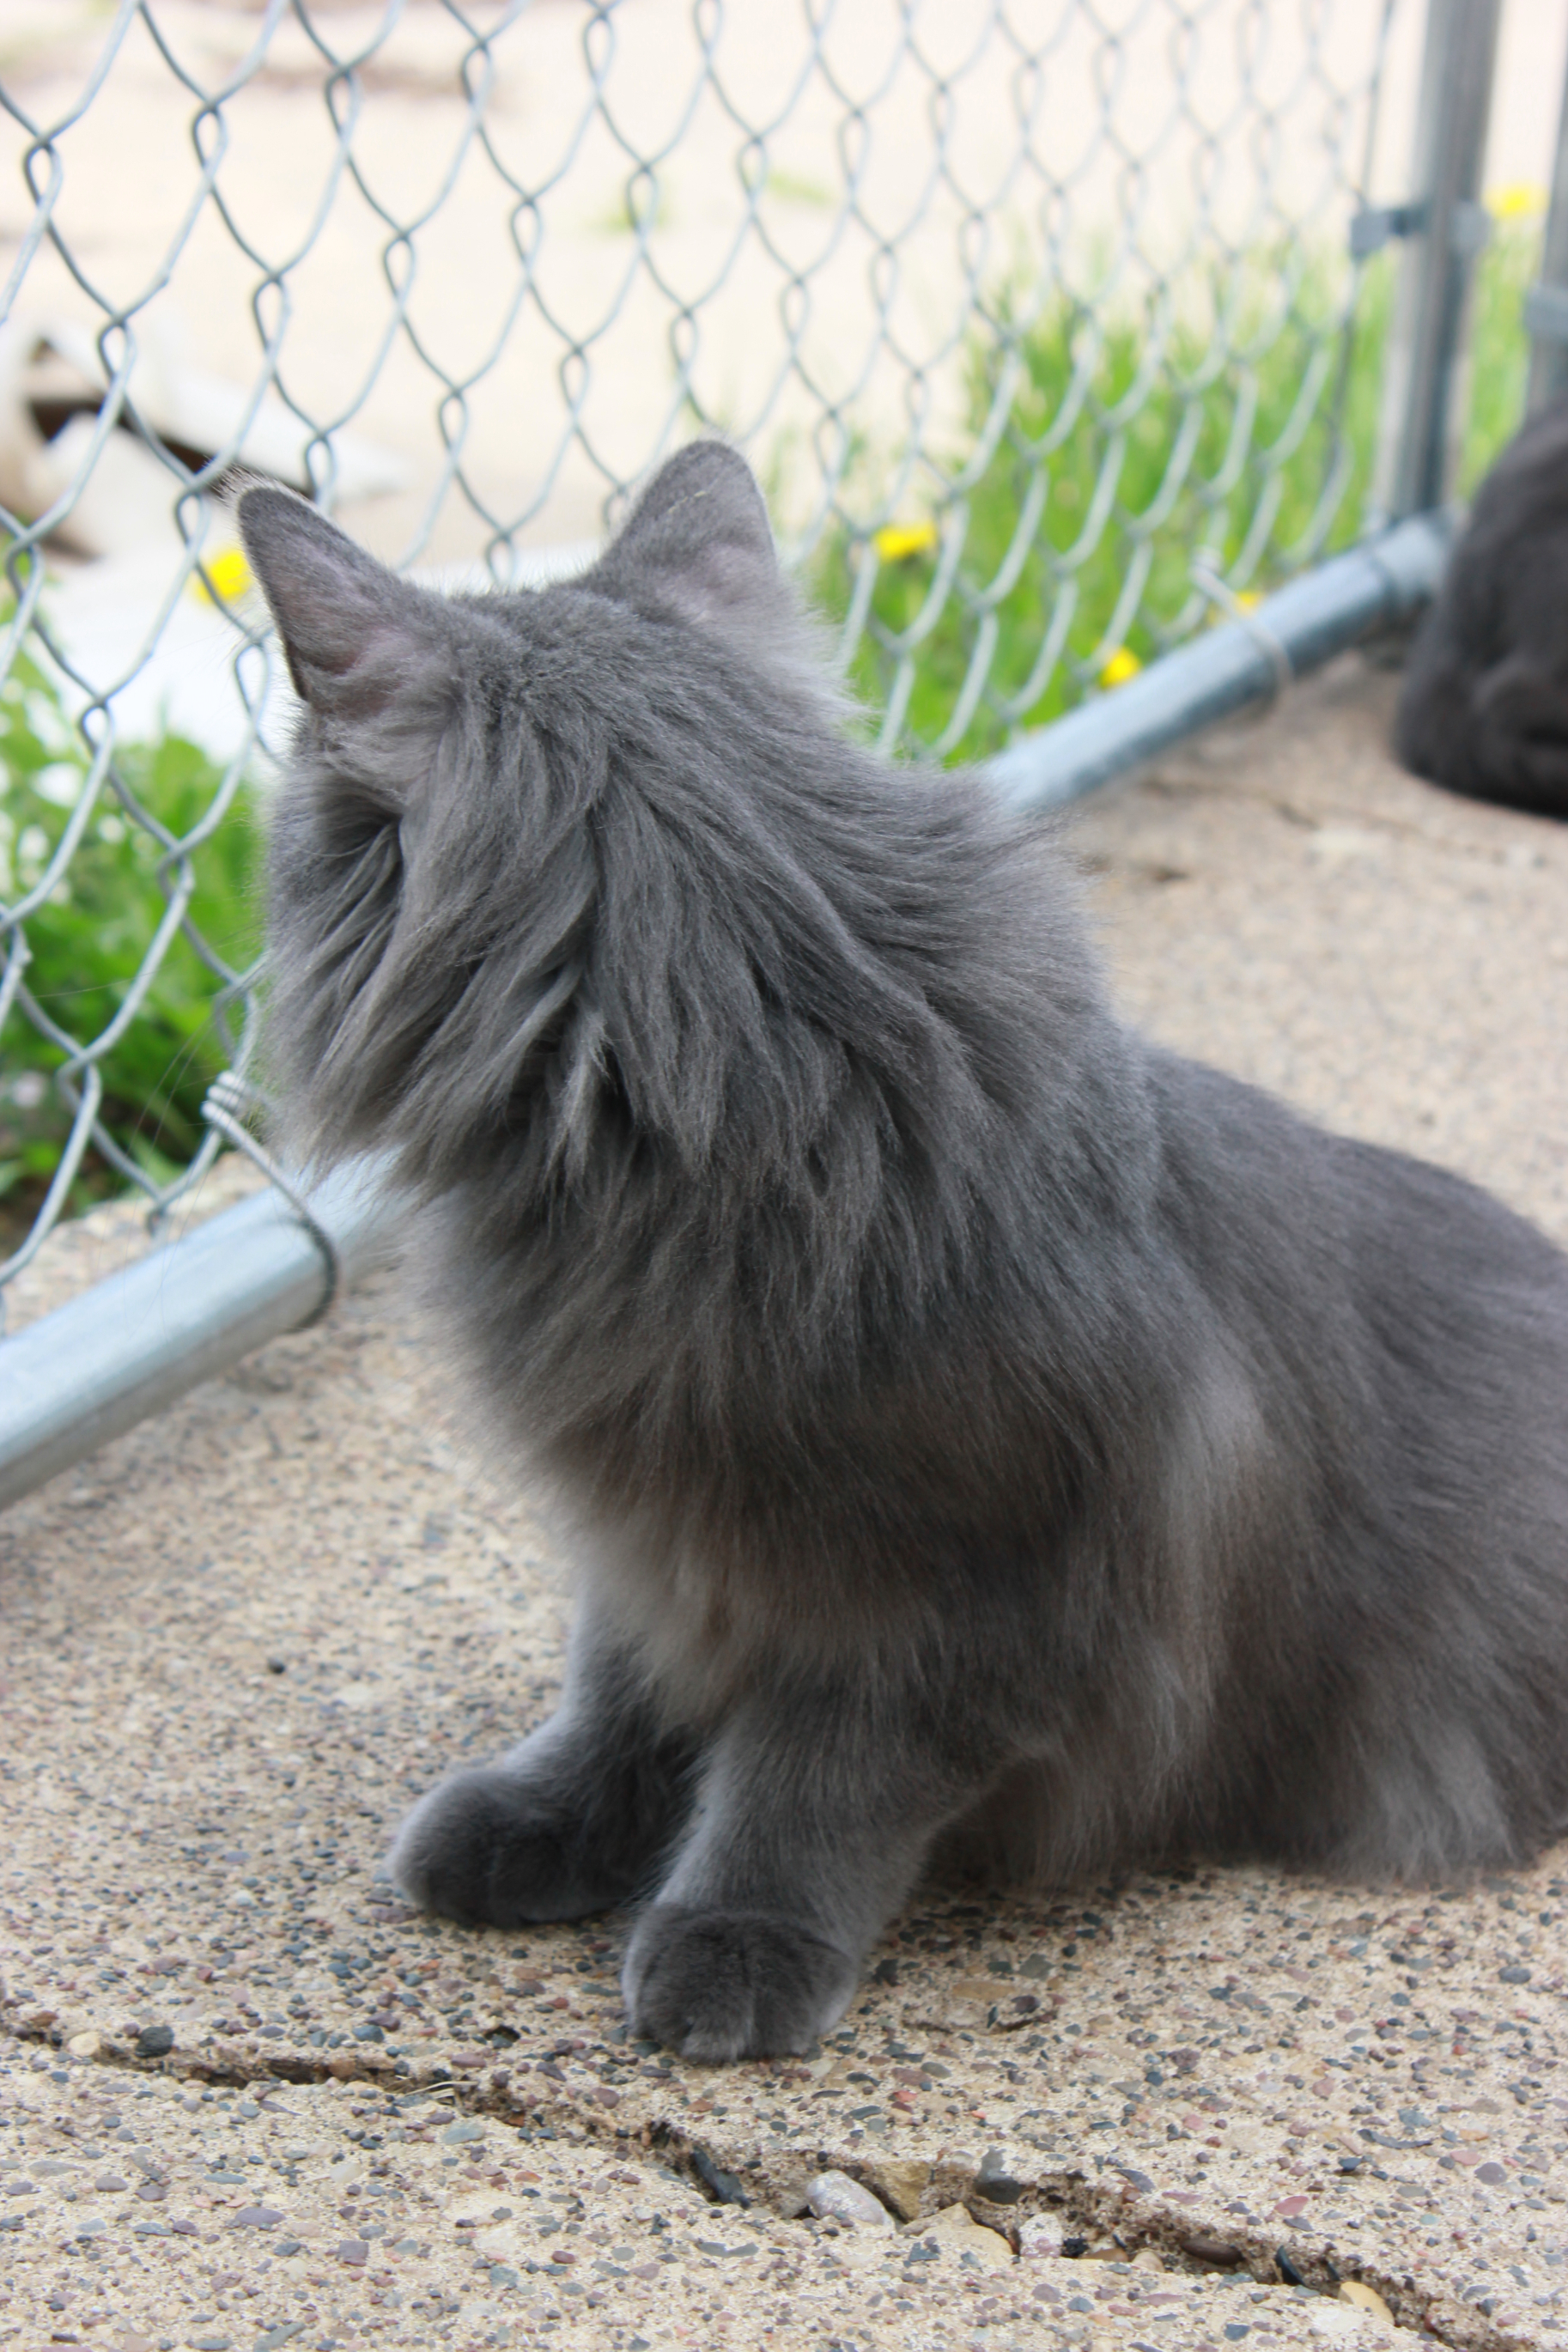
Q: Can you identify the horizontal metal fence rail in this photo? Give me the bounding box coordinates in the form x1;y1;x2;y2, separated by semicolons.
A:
988;508;1454;814
0;1155;392;1510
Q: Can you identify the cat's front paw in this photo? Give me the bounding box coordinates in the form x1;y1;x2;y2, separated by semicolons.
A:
388;1766;629;1928
622;1904;858;2058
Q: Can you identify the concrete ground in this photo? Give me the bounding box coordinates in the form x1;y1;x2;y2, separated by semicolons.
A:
3;653;1568;2352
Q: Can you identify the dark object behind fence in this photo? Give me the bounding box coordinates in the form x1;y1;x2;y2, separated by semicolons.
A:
1396;397;1568;818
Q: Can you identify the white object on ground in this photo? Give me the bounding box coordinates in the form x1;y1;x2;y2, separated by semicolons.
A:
805;2172;894;2228
0;310;409;558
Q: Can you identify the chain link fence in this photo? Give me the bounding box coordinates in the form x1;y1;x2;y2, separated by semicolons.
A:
0;0;1516;1292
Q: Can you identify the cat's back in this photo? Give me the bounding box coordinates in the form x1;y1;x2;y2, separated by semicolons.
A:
1145;1043;1568;1575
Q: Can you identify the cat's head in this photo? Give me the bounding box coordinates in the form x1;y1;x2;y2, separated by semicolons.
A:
239;443;855;1190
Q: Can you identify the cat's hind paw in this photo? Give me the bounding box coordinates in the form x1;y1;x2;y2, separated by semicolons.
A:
387;1766;629;1927
622;1904;858;2058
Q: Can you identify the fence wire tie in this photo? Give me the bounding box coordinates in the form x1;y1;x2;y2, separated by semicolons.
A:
1189;560;1296;711
202;1070;343;1327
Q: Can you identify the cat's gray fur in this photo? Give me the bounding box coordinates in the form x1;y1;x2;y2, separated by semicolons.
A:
240;444;1568;2060
1396;396;1568;817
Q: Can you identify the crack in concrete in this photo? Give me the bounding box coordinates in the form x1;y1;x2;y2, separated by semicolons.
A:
1;2014;1531;2352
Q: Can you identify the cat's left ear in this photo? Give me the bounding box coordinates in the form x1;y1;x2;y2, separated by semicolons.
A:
595;441;791;642
237;486;452;720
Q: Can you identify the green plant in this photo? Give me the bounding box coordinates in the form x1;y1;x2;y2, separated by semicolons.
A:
1460;217;1540;494
0;629;262;1223
808;221;1541;763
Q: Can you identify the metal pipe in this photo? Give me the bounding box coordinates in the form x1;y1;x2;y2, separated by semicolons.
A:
983;511;1455;816
0;1157;395;1510
0;511;1456;1510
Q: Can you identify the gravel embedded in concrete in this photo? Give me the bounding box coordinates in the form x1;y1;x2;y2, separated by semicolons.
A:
3;653;1568;2349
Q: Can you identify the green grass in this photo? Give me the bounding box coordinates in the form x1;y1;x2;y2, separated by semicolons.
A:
810;222;1541;763
0;628;261;1231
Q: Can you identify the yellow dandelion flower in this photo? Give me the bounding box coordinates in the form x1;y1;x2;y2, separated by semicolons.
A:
1233;589;1261;612
1486;182;1547;221
194;546;254;606
1099;646;1142;689
872;520;939;563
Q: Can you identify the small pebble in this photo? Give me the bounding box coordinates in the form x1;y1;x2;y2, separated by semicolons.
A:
1183;2232;1244;2264
975;2146;1025;2203
230;2205;284;2230
135;2025;174;2058
862;2157;929;2221
806;2171;894;2228
915;2203;1014;2264
691;2147;750;2207
1018;2212;1067;2258
1339;2281;1395;2325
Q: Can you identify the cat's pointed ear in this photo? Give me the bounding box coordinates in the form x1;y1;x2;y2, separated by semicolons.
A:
601;441;788;639
237;486;448;717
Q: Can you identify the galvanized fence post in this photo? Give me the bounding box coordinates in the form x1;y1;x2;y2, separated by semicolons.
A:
1526;43;1568;414
1371;0;1504;520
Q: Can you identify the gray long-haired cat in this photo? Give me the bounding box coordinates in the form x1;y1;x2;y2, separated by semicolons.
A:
240;444;1568;2060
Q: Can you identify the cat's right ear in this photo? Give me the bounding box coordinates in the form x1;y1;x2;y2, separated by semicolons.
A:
236;487;449;720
